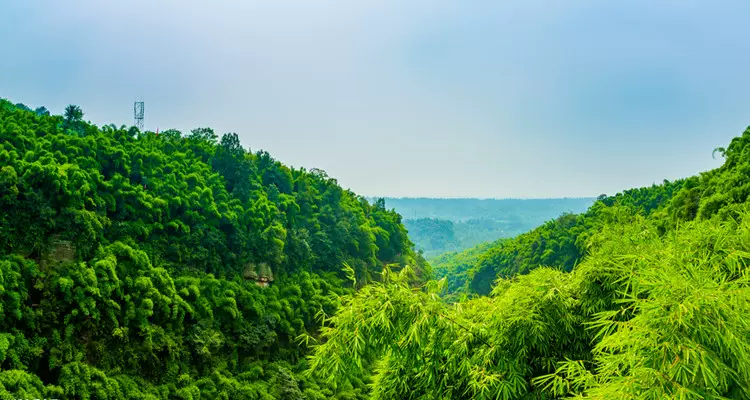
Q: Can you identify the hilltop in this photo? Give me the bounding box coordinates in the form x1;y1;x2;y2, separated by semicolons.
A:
308;126;750;398
0;99;426;399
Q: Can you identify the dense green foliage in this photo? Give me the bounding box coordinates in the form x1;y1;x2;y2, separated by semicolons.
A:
431;180;687;295
383;198;593;258
308;126;750;398
462;152;743;296
430;241;495;296
0;99;427;399
4;95;750;399
310;210;750;399
456;139;750;295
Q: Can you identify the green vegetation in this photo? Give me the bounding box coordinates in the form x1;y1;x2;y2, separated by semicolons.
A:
307;127;750;398
309;210;750;399
0;99;427;399
432;180;686;295
430;241;495;296
382;198;593;259
3;96;750;399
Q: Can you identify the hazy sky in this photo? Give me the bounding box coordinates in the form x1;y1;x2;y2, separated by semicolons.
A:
2;1;749;198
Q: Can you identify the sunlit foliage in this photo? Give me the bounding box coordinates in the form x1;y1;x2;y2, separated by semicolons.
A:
310;210;750;399
0;99;426;399
309;127;750;399
4;97;750;399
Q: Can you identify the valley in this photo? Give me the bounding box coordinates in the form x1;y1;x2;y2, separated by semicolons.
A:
379;197;594;258
1;99;749;399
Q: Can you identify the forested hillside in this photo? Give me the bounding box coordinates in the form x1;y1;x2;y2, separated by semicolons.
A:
308;126;750;398
380;198;593;258
4;96;750;399
449;134;750;295
434;180;686;294
0;99;427;399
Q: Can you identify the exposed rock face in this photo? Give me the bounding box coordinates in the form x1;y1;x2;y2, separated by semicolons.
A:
243;262;274;288
243;262;259;280
40;235;76;269
51;239;75;261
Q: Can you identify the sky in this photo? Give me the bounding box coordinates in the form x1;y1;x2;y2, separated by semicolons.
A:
2;0;750;198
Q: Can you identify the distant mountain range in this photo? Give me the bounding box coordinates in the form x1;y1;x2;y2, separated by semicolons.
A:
372;197;595;258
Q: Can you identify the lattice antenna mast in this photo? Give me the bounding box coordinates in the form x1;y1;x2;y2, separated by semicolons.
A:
134;101;144;130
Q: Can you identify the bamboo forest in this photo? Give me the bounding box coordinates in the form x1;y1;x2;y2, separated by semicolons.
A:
3;2;750;399
2;98;750;399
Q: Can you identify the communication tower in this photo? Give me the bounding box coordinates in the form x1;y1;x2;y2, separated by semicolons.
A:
134;101;144;130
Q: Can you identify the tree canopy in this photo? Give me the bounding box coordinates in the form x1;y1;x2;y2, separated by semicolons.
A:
0;99;427;399
2;97;749;399
308;126;750;399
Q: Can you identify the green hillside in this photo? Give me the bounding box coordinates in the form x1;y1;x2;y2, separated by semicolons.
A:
455;137;750;296
0;100;427;399
3;96;750;399
308;127;750;399
433;179;687;295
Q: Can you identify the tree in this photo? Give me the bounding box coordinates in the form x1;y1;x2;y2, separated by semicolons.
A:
0;96;425;399
63;104;85;135
188;127;218;144
64;104;83;124
14;103;31;112
309;215;750;399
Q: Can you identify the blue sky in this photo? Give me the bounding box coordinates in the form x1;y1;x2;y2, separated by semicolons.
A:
2;0;749;198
